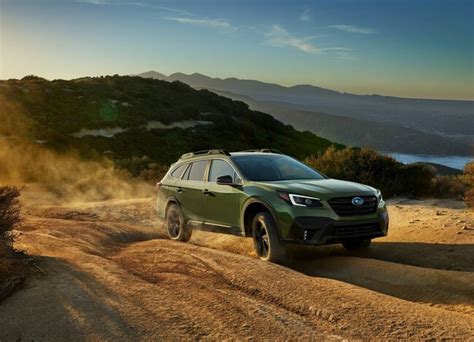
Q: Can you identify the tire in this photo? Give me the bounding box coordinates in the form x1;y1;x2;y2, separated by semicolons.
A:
342;238;371;251
166;204;192;242
252;212;286;263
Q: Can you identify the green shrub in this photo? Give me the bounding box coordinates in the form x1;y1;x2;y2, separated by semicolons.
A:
305;147;435;198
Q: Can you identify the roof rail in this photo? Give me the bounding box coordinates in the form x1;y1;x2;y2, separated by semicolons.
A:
240;149;282;154
180;149;230;160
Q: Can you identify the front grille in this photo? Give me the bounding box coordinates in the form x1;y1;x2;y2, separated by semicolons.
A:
328;196;377;216
332;223;381;239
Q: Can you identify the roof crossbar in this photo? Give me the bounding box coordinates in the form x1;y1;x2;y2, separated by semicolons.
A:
180;149;230;160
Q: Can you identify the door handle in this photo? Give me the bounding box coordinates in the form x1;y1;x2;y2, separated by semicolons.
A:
176;187;183;193
202;189;211;196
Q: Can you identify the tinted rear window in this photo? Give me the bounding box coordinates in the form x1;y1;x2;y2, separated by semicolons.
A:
187;160;208;181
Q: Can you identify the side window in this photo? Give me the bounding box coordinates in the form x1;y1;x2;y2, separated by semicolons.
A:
182;163;191;180
208;160;237;182
170;163;188;179
187;160;208;181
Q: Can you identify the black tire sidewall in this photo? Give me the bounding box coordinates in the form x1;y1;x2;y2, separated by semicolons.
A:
166;204;192;242
252;212;286;263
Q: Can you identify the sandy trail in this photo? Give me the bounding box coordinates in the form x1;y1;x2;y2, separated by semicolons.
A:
0;195;473;340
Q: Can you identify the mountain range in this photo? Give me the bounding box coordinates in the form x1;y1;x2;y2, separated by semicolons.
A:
138;71;474;156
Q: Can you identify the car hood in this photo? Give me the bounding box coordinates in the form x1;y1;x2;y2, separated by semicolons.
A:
257;178;376;198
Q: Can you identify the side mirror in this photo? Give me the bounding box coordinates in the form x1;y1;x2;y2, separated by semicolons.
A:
216;175;234;185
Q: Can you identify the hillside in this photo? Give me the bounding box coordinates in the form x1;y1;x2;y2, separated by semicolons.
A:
0;76;339;168
138;71;474;156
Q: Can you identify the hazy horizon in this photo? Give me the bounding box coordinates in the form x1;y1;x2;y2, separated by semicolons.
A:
1;0;473;100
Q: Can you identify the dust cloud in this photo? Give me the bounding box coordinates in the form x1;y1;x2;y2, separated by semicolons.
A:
0;95;153;202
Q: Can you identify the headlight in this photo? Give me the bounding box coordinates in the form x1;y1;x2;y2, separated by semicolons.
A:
279;193;323;208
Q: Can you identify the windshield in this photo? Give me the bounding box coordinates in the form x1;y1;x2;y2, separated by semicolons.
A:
231;154;324;181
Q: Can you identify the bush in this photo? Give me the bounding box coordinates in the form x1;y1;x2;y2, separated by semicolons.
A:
305;147;436;198
431;176;465;199
460;161;474;207
0;186;21;239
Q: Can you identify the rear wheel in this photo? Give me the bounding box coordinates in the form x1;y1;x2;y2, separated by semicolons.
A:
342;238;371;251
252;212;286;263
166;204;192;242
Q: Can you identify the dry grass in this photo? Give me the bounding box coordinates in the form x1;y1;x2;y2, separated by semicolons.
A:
0;186;21;238
0;186;29;302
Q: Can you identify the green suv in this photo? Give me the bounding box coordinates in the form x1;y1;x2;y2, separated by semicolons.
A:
156;149;389;262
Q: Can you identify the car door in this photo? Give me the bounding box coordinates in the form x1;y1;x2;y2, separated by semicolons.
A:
201;159;242;230
176;160;208;223
157;163;188;218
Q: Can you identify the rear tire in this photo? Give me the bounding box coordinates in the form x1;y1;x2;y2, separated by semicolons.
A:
342;238;371;251
166;204;192;242
252;212;286;263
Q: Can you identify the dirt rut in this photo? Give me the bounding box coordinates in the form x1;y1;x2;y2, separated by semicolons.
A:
0;197;472;340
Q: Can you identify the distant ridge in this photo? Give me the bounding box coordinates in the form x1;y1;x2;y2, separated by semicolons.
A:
137;70;474;156
139;70;167;80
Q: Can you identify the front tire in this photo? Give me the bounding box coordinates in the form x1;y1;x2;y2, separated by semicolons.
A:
342;238;371;251
252;212;286;263
166;204;192;242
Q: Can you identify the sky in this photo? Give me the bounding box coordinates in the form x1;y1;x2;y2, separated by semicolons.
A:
1;0;473;100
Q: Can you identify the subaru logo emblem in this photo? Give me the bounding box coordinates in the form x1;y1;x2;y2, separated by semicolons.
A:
352;197;364;206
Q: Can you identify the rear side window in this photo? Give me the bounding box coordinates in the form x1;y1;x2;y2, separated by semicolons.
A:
208;160;236;182
187;160;208;181
170;164;188;179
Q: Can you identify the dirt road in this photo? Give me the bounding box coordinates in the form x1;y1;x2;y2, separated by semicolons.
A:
0;193;473;340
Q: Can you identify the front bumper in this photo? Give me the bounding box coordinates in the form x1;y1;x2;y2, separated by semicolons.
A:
283;211;389;245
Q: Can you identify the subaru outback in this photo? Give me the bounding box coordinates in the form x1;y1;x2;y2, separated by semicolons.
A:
156;149;389;263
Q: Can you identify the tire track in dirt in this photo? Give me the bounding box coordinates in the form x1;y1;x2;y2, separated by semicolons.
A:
185;230;474;315
2;196;472;340
114;239;474;340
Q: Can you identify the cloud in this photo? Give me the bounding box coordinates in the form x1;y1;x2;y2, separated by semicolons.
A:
329;25;377;34
75;0;191;15
299;8;311;22
166;17;236;31
76;0;109;4
265;25;320;54
265;25;351;56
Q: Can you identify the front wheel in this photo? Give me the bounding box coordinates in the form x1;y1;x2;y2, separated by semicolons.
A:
166;204;192;242
252;212;286;263
342;238;371;251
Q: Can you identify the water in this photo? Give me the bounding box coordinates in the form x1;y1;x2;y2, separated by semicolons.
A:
384;153;473;170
